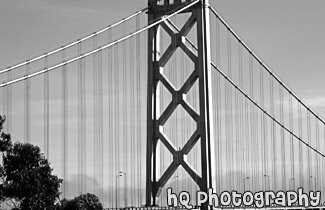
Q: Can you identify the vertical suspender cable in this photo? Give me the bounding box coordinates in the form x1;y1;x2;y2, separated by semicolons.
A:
93;34;98;196
298;102;303;188
7;68;12;133
98;46;104;201
136;15;142;205
224;71;229;191
260;64;266;190
270;74;276;191
92;35;104;199
107;29;113;207
249;54;253;191
61;47;68;198
82;44;87;193
253;62;259;192
227;29;234;190
279;86;286;191
135;15;140;205
122;21;128;207
289;94;294;189
78;41;83;193
244;92;249;191
215;17;221;194
129;34;135;206
263;79;268;190
307;111;311;190
315;117;320;191
78;41;81;194
224;34;229;190
234;49;240;192
215;74;222;193
114;39;120;206
235;63;240;192
234;87;239;190
238;42;244;192
44;55;50;159
25;61;31;143
96;43;100;196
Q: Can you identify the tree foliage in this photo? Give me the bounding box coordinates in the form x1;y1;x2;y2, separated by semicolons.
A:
0;115;105;209
0;115;11;203
0;115;62;209
0;115;11;153
60;193;104;210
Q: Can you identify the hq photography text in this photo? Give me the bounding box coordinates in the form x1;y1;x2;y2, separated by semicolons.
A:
166;187;321;209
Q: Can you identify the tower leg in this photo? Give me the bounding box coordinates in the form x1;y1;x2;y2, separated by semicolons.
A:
146;10;161;206
146;1;215;209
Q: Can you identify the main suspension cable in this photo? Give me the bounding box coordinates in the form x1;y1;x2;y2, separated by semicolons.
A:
0;7;148;75
211;63;325;159
0;0;199;88
209;6;325;129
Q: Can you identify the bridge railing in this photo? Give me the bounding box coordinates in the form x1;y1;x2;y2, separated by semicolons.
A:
104;206;325;210
104;207;189;210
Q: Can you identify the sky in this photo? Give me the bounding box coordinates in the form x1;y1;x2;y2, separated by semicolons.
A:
211;0;325;112
1;0;325;115
1;0;325;206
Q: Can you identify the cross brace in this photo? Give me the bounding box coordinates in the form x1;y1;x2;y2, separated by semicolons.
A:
146;0;215;207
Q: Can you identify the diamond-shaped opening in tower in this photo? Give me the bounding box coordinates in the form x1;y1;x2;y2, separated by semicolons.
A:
157;80;173;118
156;139;174;179
162;47;195;91
183;78;200;115
182;21;198;57
162;105;197;150
167;12;198;54
186;137;201;178
158;165;201;206
168;12;192;34
159;23;175;59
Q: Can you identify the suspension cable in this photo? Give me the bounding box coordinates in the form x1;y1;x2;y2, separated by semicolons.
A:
0;7;148;75
209;6;325;129
0;0;199;88
165;13;325;160
212;62;325;158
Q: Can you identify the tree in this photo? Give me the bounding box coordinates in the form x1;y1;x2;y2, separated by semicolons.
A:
60;193;104;210
0;115;12;153
2;142;62;209
0;115;62;209
0;115;12;204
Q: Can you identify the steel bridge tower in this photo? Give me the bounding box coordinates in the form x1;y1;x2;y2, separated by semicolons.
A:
146;0;215;208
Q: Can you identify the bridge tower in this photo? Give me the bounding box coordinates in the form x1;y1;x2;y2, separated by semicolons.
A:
146;0;215;208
